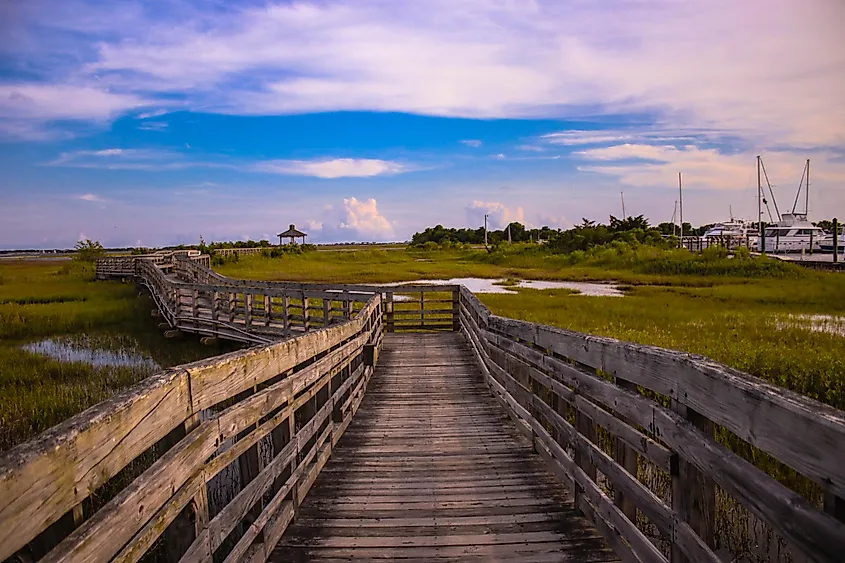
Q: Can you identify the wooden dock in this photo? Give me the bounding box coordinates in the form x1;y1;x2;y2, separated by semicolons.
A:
273;333;616;561
1;254;844;563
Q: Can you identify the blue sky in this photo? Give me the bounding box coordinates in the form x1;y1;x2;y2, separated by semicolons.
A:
1;0;844;248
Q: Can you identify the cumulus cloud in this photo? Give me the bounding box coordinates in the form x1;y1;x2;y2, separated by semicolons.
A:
253;158;408;179
465;201;525;230
307;197;395;242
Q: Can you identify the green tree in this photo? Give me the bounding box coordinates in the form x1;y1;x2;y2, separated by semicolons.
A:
73;240;105;262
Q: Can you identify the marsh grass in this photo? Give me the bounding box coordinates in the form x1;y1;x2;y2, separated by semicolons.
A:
0;260;238;451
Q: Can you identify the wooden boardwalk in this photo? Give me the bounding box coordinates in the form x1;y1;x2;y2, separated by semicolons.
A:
272;332;617;562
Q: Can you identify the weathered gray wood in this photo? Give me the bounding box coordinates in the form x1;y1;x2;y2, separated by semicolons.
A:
671;401;715;563
0;369;192;560
42;422;220;563
614;378;639;523
532;423;666;563
273;333;616;563
488;315;845;499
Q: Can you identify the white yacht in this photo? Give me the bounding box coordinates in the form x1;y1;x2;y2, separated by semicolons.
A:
752;213;825;253
702;218;759;240
819;226;844;253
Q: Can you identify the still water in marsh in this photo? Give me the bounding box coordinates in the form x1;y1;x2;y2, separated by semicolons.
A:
20;329;248;514
381;277;625;298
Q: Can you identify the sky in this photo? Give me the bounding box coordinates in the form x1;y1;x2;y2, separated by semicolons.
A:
1;0;844;248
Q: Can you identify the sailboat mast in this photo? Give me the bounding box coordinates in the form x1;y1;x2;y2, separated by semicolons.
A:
758;155;764;254
673;200;677;237
679;172;683;247
806;159;810;216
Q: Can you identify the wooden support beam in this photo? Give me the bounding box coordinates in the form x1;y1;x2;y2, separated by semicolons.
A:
614;378;639;524
671;401;716;563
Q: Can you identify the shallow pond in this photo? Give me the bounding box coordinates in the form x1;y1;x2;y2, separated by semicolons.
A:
382;277;624;297
23;335;162;370
780;314;845;337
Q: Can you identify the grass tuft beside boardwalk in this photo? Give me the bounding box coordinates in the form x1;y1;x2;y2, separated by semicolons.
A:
0;260;237;451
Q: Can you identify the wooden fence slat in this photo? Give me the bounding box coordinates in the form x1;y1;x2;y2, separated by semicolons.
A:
0;370;192;561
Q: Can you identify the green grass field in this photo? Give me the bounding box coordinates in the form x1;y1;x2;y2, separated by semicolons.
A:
0;260;237;451
217;247;845;410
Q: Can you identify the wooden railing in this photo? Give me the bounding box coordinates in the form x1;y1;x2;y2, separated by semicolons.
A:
98;256;376;344
0;289;383;563
97;255;461;339
458;287;845;563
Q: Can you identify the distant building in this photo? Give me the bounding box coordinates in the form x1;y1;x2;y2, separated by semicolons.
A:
277;224;308;245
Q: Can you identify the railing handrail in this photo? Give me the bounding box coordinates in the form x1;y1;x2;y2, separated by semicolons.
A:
0;280;383;562
8;255;843;562
457;287;845;563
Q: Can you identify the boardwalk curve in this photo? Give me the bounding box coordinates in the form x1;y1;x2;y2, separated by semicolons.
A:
0;253;843;563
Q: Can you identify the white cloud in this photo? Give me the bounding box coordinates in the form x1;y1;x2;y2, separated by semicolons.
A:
307;197;395;242
51;0;840;148
50;148;182;168
253;158;407;179
138;121;168;131
574;143;845;221
515;144;546;152
77;193;104;202
465;201;525;230
461;139;483;148
4;1;843;149
136;109;169;119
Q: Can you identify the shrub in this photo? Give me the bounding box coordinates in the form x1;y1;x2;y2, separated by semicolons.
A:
73;240;105;262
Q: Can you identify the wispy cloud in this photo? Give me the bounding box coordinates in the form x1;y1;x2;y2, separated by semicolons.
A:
253;158;409;179
461;139;483;148
138;121;168;131
50;148;181;168
77;193;105;203
575;143;845;199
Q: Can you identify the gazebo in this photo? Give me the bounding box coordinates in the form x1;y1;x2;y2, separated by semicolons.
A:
277;224;308;245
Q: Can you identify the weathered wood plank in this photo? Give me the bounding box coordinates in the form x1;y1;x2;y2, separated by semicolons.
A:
0;369;192;560
488;315;845;499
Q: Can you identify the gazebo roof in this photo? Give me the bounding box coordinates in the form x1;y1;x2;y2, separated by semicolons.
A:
277;224;307;238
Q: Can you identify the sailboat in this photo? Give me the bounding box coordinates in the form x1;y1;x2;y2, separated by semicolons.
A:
751;158;824;253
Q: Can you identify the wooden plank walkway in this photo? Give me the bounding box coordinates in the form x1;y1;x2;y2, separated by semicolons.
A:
272;332;618;562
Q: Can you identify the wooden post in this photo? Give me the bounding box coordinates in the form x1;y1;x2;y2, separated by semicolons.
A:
671;401;716;563
211;291;219;337
283;295;290;336
244;293;252;330
574;407;597;517
452;289;460;332
824;493;845;523
264;294;271;327
185;413;209;541
386;292;394;333
237;401;263;544
614;378;639;523
834;218;839;263
343;292;353;321
302;294;310;332
323;298;331;328
420;291;425;329
229;292;236;323
191;289;199;330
